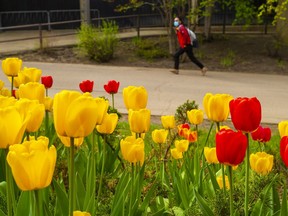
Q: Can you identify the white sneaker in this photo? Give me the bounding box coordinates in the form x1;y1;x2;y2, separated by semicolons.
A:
171;69;179;75
201;67;208;76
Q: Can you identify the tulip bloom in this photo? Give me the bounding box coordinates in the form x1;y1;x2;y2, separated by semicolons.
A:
203;93;233;122
187;109;204;125
104;80;120;94
280;136;288;167
44;97;53;112
128;108;150;134
41;76;53;89
96;113;118;134
7;136;56;191
161;115;175;129
15;98;45;133
11;67;42;88
53;90;98;138
184;130;197;142
58;135;84;147
171;148;183;159
0;96;17;108
204;147;219;164
177;123;190;137
250;152;273;175
229;97;261;132
2;57;22;77
152;129;168;144
79;80;94;93
18;82;45;104
73;211;91;216
278;121;288;138
0;106;28;149
94;97;109;125
216;128;247;166
175;139;189;152
123;86;148;110
120;136;145;165
217;175;230;189
251;125;271;143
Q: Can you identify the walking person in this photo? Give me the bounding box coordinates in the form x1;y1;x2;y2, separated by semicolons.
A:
171;17;207;75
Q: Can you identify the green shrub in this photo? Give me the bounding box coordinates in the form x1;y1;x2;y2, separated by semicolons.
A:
220;49;236;67
77;21;119;62
175;100;198;124
132;37;169;61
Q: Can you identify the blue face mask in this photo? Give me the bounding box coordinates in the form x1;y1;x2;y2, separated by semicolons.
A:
174;21;179;27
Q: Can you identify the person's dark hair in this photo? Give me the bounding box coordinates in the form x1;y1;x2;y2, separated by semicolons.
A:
177;16;185;26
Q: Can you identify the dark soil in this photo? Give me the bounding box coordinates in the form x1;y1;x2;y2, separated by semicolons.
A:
1;34;287;75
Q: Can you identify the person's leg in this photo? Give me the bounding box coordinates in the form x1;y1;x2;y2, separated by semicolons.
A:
174;48;185;70
185;46;204;69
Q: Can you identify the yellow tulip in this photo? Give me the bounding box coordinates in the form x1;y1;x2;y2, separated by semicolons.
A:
0;88;10;97
171;148;183;159
250;152;273;175
0;106;28;149
0;96;17;108
204;147;219;164
2;57;22;77
152;129;168;144
187;109;204;125
15;98;45;133
53;90;98;138
9;67;42;88
18;82;45;104
44;96;53;112
96;113;118;134
120;136;145;165
0;80;4;90
58;135;84;147
7;136;56;191
175;139;189;152
73;211;91;216
161;115;175;129
128;108;150;134
216;175;230;189
94;97;109;125
278;121;288;138
203;93;233;122
123;86;148;110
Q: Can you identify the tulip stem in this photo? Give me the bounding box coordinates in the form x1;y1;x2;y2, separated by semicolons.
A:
34;190;42;216
228;166;234;216
5;155;12;216
45;111;49;135
68;138;76;216
221;164;226;194
112;93;115;110
10;76;14;97
204;122;214;147
245;133;250;216
97;135;106;204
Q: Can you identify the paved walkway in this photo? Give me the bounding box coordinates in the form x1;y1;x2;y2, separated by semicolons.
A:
0;29;287;125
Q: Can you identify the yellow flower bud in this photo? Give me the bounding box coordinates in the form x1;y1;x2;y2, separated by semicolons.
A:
278;121;288;138
96;113;118;134
250;152;273;175
0;80;4;90
18;82;45;104
216;175;230;189
123;86;148;110
2;57;22;77
204;147;219;164
44;97;54;112
128;108;150;134
7;136;56;191
120;136;145;165
0;96;17;108
175;139;189;152
94;97;109;125
152;129;168;144
73;211;91;216
187;109;204;125
203;93;233;122
171;148;183;159
161;115;175;129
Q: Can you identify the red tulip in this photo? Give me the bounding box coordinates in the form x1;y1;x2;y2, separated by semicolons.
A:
216;128;247;166
104;80;120;94
229;97;261;133
251;125;271;143
41;76;53;89
177;123;190;137
280;136;288;167
79;80;94;93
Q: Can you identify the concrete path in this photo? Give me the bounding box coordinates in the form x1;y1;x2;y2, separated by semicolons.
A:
0;61;287;125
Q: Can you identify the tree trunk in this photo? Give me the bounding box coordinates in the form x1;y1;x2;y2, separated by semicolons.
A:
276;0;288;44
204;5;213;40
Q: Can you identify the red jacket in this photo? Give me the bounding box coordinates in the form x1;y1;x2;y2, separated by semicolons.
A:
176;24;191;48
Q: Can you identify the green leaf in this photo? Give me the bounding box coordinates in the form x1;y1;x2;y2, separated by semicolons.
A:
194;189;214;216
281;180;287;216
15;191;31;216
76;172;86;210
53;179;68;216
0;182;6;197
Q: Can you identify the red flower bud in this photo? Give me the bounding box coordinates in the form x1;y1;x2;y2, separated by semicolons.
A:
41;76;53;89
280;136;288;167
79;80;94;93
251;125;271;143
104;80;120;94
229;97;261;132
216;128;247;166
